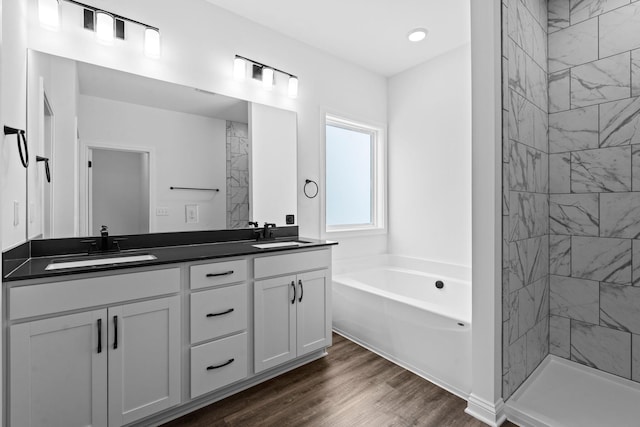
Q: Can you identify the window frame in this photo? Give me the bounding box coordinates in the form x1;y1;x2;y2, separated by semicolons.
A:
322;113;387;238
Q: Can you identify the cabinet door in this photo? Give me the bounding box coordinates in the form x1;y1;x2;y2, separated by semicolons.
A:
296;269;331;356
108;296;181;427
254;275;297;373
10;310;108;427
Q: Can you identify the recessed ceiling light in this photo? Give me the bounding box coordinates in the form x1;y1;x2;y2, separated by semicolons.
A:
407;28;428;42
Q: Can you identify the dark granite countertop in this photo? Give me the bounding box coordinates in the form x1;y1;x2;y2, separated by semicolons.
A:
3;229;336;283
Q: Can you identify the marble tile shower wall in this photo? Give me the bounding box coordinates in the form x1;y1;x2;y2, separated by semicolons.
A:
502;0;550;399
226;121;250;229
548;0;640;383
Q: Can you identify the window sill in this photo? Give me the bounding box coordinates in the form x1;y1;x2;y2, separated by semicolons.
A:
324;227;387;239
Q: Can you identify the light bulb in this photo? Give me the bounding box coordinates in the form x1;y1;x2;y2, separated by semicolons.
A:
262;67;274;90
144;28;161;58
407;28;428;42
233;57;246;80
288;76;298;99
38;0;59;30
96;11;114;44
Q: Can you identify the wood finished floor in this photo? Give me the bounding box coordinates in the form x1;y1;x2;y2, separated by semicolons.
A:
163;333;518;427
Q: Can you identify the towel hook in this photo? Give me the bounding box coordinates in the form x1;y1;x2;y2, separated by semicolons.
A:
4;126;29;168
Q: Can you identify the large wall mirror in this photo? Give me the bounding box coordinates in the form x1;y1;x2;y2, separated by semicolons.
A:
26;50;297;240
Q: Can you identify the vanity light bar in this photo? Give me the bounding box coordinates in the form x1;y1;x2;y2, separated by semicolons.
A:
38;0;160;57
234;55;299;99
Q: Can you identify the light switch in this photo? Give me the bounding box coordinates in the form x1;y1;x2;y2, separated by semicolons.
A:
155;207;169;216
185;204;199;224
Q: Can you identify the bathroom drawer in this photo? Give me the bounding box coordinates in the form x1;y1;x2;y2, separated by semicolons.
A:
190;284;247;344
190;259;247;290
190;332;248;398
254;249;330;279
9;268;180;320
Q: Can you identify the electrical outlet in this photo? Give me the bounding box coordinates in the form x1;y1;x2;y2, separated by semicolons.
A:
185;204;199;224
155;207;169;216
286;214;295;224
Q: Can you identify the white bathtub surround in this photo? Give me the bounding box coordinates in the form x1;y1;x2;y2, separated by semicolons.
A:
506;355;640;427
332;255;471;398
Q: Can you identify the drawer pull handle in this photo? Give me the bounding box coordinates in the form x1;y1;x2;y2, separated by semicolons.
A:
206;358;235;370
290;281;296;304
206;270;234;278
206;308;234;317
97;319;102;354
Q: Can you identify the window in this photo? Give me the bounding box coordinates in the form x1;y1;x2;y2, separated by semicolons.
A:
324;115;385;235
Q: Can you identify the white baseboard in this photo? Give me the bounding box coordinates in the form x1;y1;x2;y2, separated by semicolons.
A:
465;393;507;426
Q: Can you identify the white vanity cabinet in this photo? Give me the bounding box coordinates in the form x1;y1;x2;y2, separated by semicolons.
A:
254;249;331;373
8;268;181;427
5;244;334;426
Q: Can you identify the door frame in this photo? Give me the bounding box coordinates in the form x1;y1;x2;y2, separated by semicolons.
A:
79;140;156;236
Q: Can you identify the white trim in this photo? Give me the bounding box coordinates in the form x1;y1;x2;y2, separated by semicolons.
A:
321;111;387;239
468;0;503;424
79;140;157;236
465;394;507;426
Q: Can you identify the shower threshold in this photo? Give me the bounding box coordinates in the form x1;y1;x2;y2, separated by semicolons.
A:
506;355;640;427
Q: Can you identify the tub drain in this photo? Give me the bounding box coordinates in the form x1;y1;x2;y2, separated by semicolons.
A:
435;280;444;289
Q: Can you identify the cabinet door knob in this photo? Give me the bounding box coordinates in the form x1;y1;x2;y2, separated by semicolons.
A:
206;270;234;278
206;358;235;370
290;281;296;304
206;308;234;317
97;319;102;354
298;279;303;303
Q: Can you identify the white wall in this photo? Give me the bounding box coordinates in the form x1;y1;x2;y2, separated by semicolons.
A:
78;95;227;234
1;0;27;249
21;0;389;258
388;44;471;267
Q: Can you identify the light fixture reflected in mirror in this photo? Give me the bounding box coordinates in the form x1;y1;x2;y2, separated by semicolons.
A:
288;76;298;99
233;57;247;80
95;11;114;44
144;28;161;58
38;0;60;29
262;67;274;91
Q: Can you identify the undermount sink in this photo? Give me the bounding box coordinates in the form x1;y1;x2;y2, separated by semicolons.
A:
45;254;158;271
251;240;312;249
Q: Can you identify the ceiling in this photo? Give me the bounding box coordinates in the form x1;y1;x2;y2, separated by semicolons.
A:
204;0;470;77
77;62;249;122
